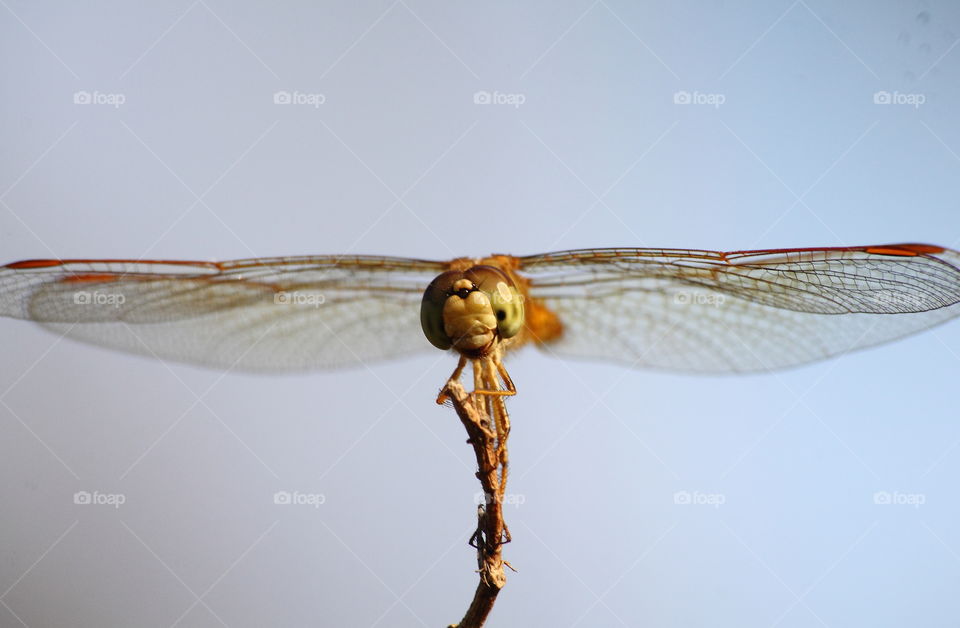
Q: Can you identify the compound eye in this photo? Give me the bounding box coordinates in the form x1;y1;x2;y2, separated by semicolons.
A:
420;270;461;350
464;266;525;339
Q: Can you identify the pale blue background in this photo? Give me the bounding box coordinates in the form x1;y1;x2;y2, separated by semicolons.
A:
2;1;960;626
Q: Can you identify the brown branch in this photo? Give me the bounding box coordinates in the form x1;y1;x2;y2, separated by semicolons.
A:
443;377;510;628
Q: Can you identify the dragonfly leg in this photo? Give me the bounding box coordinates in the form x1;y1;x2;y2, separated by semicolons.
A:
477;354;512;499
436;354;469;405
471;358;489;419
471;347;516;398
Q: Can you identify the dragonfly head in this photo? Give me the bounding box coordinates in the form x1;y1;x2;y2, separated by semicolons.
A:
420;265;524;356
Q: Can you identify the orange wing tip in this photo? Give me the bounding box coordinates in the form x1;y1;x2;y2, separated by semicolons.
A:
865;244;945;257
6;259;64;269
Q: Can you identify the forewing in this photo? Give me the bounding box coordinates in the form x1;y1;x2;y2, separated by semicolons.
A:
0;256;448;372
521;245;960;373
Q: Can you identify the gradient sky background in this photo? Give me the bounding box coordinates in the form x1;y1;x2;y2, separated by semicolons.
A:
2;1;960;627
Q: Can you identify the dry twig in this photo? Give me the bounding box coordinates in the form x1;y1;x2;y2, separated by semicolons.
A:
443;354;512;628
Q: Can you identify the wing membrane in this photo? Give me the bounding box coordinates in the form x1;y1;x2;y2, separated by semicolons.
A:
520;245;960;373
0;256;447;371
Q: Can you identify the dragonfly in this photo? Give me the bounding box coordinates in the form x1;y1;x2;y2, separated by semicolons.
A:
1;244;960;384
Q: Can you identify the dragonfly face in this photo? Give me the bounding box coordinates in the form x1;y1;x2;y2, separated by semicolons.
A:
420;264;525;357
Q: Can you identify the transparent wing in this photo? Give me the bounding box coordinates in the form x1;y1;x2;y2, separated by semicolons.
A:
520;244;960;373
0;256;449;372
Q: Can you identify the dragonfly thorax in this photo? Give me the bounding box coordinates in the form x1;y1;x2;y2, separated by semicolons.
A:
420;265;524;357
